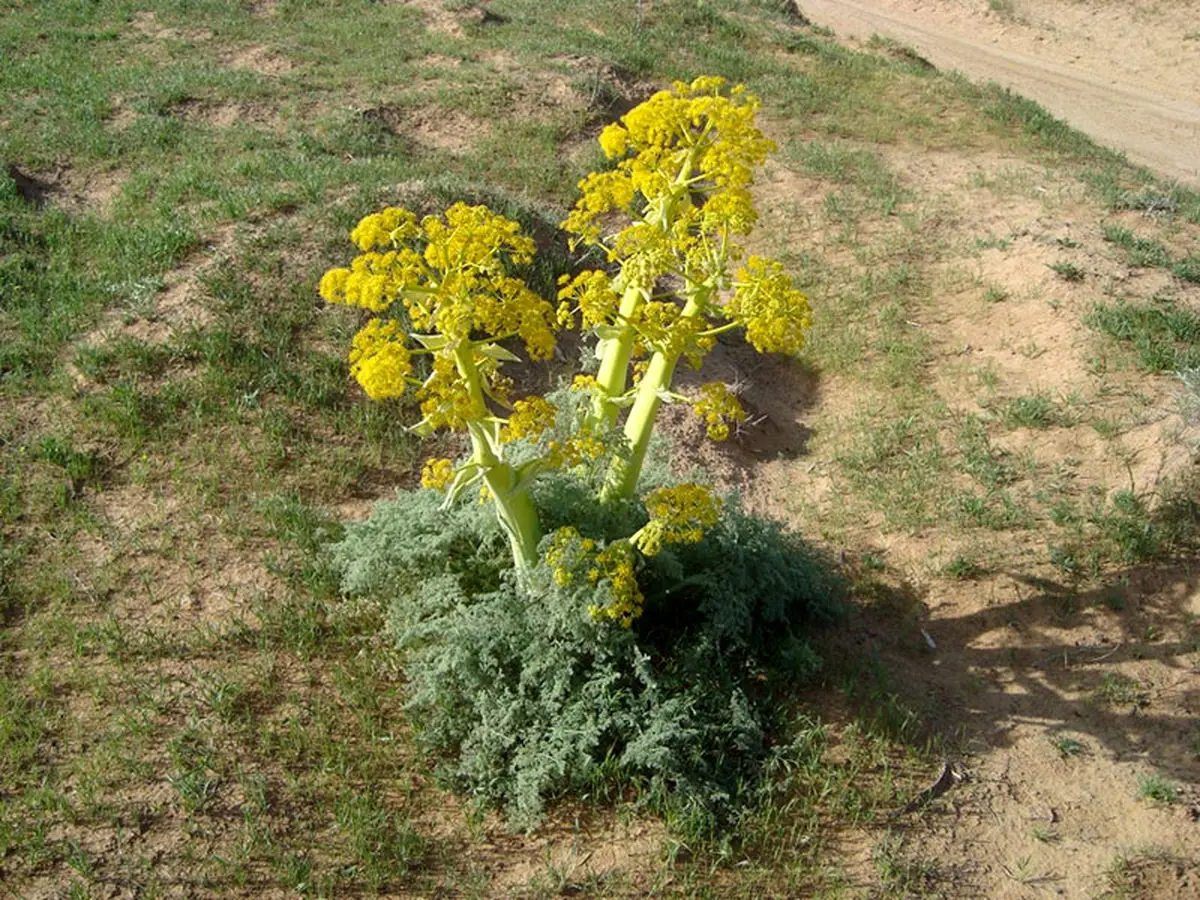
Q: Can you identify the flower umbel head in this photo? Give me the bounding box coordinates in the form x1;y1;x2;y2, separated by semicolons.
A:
348;318;412;400
565;76;774;248
320;203;560;434
420;457;455;490
632;484;723;557
504;396;558;442
691;382;746;441
728;256;812;355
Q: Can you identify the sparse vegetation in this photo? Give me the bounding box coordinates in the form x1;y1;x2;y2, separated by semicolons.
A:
1001;392;1071;429
1049;260;1086;282
1051;735;1086;757
1136;773;1180;805
1087;297;1200;372
1095;672;1149;707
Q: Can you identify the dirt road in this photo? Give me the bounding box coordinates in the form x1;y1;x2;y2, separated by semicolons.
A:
797;0;1200;185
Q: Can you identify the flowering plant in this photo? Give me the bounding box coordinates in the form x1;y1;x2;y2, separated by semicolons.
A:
321;76;812;620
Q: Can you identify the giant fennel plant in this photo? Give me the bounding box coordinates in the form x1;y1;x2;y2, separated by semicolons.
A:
323;76;841;829
320;76;812;625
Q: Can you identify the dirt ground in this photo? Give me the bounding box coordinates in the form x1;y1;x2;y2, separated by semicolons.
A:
654;3;1200;895
796;0;1200;185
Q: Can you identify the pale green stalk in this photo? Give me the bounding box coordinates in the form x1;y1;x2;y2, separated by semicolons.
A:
589;281;645;430
454;347;541;568
600;291;708;502
585;148;701;433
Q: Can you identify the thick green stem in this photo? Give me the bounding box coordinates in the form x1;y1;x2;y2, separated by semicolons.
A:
474;436;541;569
600;294;706;502
454;348;542;568
600;349;681;503
588;282;644;431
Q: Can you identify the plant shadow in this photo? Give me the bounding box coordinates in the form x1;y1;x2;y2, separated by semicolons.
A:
835;540;1200;795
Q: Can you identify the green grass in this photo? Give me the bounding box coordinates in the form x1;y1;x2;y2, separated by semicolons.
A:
1000;392;1069;429
1095;672;1149;707
1088;298;1200;372
1050;735;1086;758
1102;224;1171;268
1136;773;1180;804
1103;223;1200;282
1048;260;1086;282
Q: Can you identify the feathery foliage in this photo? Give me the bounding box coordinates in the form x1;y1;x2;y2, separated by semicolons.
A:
332;471;843;831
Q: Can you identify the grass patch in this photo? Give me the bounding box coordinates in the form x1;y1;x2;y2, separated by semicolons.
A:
1103;224;1200;282
1087;298;1200;372
1136;773;1179;805
838;412;946;531
1095;672;1149;707
1050;735;1086;758
1000;392;1072;430
1048;260;1085;282
1102;224;1171;268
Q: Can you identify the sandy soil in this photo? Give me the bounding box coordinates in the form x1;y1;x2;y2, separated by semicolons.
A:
797;0;1200;185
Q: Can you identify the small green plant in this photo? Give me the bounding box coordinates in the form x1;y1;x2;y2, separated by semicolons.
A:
1136;773;1179;804
1049;260;1085;282
873;833;942;895
942;555;983;580
1001;392;1066;429
1050;735;1085;757
982;284;1009;303
1095;672;1148;707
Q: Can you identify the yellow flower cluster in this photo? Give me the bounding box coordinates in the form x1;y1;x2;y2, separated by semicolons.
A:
349;207;420;252
348;318;412;400
545;428;606;470
569;374;600;394
556;270;620;329
420;457;455;490
320;203;560;426
319;252;410;312
632;484;722;557
727;256;812;355
632;301;708;359
561;171;637;246
416;354;477;432
691;382;747;441
565;76;774;249
545;528;644;628
505;396;557;442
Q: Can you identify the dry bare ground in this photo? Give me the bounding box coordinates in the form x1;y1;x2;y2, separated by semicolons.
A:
797;0;1200;185
691;2;1200;896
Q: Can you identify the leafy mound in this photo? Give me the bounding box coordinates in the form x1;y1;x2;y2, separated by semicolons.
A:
332;474;843;831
